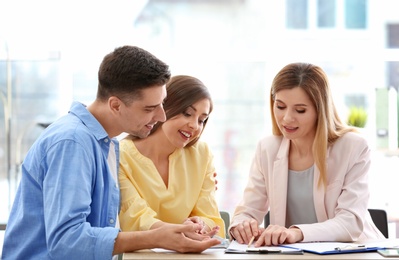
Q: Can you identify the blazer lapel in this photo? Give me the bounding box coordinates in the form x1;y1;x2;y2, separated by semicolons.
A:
270;138;290;226
313;148;329;222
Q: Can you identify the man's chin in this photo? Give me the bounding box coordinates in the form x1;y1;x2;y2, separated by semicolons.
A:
131;131;151;139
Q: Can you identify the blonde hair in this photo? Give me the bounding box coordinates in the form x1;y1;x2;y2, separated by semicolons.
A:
269;63;357;187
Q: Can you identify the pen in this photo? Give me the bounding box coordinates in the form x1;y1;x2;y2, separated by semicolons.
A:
334;245;366;251
246;248;281;254
248;236;255;247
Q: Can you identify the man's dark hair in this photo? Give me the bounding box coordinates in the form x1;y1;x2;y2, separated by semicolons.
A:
97;45;171;104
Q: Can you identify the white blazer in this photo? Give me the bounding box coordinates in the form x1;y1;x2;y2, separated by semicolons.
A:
230;132;384;242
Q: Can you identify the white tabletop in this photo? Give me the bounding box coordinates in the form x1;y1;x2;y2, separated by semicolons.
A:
123;239;399;259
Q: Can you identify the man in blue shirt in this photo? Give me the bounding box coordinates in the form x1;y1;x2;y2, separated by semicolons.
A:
2;46;220;260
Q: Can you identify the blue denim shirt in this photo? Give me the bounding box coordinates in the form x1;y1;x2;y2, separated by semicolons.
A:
2;101;120;260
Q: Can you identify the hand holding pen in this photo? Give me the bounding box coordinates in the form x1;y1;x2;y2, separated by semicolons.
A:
229;218;263;245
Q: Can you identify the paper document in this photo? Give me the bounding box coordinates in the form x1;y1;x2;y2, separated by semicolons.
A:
225;240;303;254
283;242;383;255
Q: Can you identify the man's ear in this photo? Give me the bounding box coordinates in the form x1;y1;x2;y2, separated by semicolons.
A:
108;96;122;112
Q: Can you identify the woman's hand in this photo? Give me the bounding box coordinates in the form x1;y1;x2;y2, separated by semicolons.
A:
229;219;262;244
213;172;218;191
183;216;219;240
254;225;303;246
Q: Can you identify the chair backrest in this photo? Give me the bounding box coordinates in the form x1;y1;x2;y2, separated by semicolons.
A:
264;209;389;238
220;211;230;239
264;211;270;228
368;208;389;238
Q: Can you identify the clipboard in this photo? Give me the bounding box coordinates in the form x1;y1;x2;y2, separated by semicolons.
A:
282;242;383;255
225;240;303;255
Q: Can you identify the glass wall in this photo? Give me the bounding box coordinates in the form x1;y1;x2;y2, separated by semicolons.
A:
0;53;65;222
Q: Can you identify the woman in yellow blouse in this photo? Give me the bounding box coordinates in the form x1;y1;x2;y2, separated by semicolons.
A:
118;75;225;239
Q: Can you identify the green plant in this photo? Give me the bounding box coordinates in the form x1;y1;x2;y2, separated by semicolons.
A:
347;106;368;128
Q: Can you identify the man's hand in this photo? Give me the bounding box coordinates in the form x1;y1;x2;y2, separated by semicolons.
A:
113;222;221;255
156;223;221;253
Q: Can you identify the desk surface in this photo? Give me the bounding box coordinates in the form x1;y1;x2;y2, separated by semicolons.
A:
122;249;393;259
123;239;399;259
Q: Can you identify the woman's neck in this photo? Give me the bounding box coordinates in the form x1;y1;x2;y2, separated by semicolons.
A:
134;130;175;161
289;138;314;171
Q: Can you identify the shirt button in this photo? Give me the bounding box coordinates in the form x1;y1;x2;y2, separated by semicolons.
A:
104;139;109;143
109;218;115;224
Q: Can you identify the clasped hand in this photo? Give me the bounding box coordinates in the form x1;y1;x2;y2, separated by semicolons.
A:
183;216;219;240
230;219;303;246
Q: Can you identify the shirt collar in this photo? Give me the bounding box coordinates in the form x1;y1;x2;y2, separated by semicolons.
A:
68;101;109;141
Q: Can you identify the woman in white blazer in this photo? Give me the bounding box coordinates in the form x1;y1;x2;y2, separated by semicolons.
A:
229;63;385;247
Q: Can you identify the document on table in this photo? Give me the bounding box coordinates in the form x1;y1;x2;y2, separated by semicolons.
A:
283;241;383;255
225;240;303;254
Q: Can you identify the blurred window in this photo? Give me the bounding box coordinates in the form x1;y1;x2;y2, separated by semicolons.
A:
387;24;399;48
345;0;366;29
286;0;308;29
287;0;366;30
318;0;336;28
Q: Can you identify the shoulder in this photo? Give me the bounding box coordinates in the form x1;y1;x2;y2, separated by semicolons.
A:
28;116;97;164
257;135;284;150
172;142;213;163
334;131;368;148
119;137;135;150
186;141;211;155
43;114;91;143
330;131;370;158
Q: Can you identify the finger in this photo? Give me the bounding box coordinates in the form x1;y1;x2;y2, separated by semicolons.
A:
230;226;244;243
278;231;288;245
280;227;293;245
242;220;258;244
185;231;210;241
249;219;259;236
262;225;275;245
186;223;203;233
188;216;202;225
254;230;266;247
183;218;193;225
272;231;283;245
202;228;218;237
246;224;256;243
201;238;221;248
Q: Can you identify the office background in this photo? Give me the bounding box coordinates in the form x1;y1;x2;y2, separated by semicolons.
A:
1;0;399;237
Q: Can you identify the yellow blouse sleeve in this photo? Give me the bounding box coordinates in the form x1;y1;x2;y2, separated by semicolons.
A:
188;142;226;238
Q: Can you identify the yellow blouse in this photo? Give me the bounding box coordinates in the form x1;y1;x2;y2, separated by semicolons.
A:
118;139;225;238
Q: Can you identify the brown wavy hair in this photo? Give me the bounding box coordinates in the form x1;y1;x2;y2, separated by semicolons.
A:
150;75;213;147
